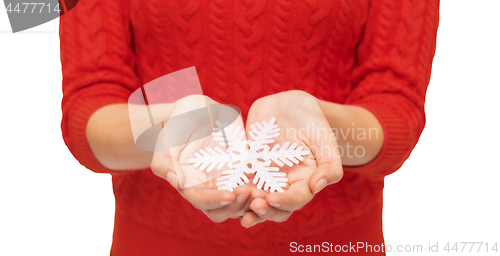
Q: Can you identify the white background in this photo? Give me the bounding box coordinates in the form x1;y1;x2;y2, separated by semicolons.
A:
0;1;499;255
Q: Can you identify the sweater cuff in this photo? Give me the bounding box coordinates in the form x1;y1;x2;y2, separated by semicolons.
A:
62;88;129;175
342;97;416;179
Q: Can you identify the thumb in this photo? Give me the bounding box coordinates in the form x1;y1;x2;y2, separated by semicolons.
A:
309;161;343;194
307;139;343;194
151;151;184;190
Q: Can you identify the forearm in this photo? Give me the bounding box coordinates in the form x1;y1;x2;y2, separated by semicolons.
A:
318;100;384;166
86;103;174;171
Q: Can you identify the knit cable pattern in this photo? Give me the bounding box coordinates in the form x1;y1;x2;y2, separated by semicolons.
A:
60;0;439;254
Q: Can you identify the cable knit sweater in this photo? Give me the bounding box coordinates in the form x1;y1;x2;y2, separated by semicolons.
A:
60;0;439;255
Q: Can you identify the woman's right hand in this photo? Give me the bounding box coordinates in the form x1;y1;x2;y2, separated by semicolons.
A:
150;95;265;222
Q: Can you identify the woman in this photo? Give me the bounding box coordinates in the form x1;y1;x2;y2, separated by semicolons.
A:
60;0;439;255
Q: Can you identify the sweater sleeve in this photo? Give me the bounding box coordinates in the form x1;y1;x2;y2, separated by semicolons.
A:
342;0;439;179
60;0;140;174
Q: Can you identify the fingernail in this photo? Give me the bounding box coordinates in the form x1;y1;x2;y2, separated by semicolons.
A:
166;172;177;187
314;178;327;193
257;208;267;215
236;194;249;204
269;203;281;208
220;200;232;206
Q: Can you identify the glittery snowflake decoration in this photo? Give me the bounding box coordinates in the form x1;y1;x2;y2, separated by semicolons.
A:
187;117;310;193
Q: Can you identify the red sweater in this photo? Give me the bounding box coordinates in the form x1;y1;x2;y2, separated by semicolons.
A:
60;0;439;255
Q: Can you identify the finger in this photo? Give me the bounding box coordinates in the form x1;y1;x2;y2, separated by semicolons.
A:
233;185;252;205
231;186;268;225
266;179;313;212
308;158;343;194
180;185;235;210
203;185;252;221
250;186;268;200
231;185;259;216
150;124;187;189
250;198;292;223
239;186;267;218
150;151;184;189
307;126;343;194
240;211;265;228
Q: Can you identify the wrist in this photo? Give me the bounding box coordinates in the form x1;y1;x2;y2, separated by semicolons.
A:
317;100;345;129
317;100;384;166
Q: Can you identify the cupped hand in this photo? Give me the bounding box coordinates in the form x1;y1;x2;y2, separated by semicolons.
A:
240;90;343;228
150;95;263;223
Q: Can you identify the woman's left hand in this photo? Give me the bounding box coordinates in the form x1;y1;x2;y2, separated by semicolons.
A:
240;90;344;228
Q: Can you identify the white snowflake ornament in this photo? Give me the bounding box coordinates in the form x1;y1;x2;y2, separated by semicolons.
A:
187;117;310;193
